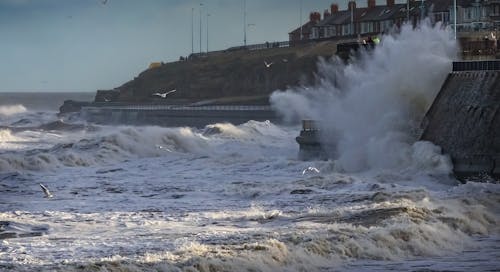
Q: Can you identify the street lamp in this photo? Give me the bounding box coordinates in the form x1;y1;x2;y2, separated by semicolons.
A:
407;0;409;23
199;3;203;53
454;0;457;40
243;0;247;46
207;13;210;53
191;7;194;54
300;0;303;40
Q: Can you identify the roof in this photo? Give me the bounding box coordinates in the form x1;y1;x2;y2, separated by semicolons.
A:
317;10;352;26
429;0;453;12
289;20;317;35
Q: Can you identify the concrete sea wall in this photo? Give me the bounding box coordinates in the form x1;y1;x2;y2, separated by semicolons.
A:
82;105;278;128
420;61;500;179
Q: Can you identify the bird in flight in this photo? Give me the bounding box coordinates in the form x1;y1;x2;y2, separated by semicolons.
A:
39;183;53;198
101;0;108;5
302;166;320;175
282;58;288;63
153;89;177;98
104;98;110;102
264;61;273;68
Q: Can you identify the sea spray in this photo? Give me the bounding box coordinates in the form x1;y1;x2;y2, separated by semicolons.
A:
0;104;27;116
271;21;457;173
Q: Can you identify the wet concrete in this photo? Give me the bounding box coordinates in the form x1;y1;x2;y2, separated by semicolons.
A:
420;61;500;180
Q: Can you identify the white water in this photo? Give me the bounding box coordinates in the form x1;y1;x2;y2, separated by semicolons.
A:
271;21;457;174
1;23;499;271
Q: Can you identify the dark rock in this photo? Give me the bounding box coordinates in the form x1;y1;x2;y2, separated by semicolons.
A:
290;189;314;194
59;100;92;114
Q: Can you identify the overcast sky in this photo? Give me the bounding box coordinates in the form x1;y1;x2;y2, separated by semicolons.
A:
0;0;386;92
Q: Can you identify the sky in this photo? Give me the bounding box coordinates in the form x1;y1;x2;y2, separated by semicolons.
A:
0;0;379;92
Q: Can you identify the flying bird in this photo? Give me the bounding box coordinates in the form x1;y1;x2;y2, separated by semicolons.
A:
302;166;320;175
39;183;53;198
104;98;110;102
264;61;273;68
282;58;288;63
152;89;177;98
101;0;108;5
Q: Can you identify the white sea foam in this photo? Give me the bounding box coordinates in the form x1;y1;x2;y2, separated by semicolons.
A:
0;121;296;172
271;21;457;173
0;104;27;116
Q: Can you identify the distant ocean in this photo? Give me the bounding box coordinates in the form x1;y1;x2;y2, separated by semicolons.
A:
0;92;95;111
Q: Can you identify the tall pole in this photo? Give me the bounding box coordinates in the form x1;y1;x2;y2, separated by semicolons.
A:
191;7;194;54
244;0;247;46
207;13;210;53
350;3;353;36
420;0;424;22
300;0;303;40
407;0;409;22
454;0;457;40
199;3;203;53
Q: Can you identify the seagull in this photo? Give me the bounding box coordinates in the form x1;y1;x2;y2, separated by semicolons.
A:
104;98;110;102
302;166;320;175
39;183;53;198
153;89;177;98
264;61;273;68
101;0;108;5
282;58;288;63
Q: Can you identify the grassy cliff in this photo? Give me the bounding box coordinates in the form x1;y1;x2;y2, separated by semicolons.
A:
94;41;340;105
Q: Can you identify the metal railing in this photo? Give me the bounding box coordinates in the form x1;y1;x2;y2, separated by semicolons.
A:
452;60;500;71
82;104;273;111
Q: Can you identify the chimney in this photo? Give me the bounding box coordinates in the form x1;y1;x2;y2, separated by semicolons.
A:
348;1;356;11
386;0;394;7
317;12;322;21
309;11;321;23
324;9;331;18
367;0;376;9
331;3;339;13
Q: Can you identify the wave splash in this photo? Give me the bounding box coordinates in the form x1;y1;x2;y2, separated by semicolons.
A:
0;104;27;116
271;21;458;174
0;121;290;172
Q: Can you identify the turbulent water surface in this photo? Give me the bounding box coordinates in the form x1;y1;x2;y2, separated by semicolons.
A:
1;24;499;271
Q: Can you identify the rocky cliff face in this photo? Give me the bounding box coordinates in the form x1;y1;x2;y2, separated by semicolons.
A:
95;42;338;104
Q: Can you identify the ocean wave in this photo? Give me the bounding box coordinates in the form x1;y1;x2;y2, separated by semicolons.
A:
0;104;27;116
271;21;457;174
0;121;292;172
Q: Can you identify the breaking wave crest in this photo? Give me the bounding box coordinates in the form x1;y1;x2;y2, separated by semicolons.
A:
271;21;457;174
0;121;290;172
0;104;27;116
4;185;498;271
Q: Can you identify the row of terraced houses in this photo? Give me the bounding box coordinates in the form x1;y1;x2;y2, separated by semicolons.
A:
289;0;500;41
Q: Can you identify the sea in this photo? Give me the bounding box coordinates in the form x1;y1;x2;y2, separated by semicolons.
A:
1;23;499;272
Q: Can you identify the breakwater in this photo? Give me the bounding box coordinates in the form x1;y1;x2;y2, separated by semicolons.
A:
81;104;278;128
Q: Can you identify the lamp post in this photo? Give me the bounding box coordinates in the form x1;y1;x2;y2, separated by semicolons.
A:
207;13;210;53
350;2;354;36
243;0;247;46
300;0;303;40
191;7;194;54
454;0;457;40
407;0;409;22
199;3;203;53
